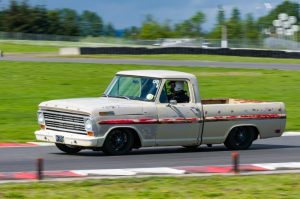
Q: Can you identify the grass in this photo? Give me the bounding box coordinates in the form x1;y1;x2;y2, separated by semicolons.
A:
0;61;300;142
1;174;300;198
62;54;300;64
0;42;59;53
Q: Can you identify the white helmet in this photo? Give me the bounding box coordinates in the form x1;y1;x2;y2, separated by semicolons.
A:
174;81;184;92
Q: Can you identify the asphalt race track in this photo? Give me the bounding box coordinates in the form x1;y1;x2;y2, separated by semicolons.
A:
1;55;300;70
1;135;300;172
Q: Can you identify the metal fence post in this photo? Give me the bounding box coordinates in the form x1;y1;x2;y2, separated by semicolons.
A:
37;158;44;180
232;152;239;174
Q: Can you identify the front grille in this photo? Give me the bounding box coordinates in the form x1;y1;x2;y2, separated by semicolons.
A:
42;110;89;134
44;112;84;123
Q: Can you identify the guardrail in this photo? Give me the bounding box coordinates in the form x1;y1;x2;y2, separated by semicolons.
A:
60;47;300;59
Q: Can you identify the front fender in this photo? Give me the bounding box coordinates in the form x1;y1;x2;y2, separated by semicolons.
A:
101;125;148;146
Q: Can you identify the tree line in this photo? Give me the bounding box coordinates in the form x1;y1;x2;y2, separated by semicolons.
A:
125;1;299;40
0;0;115;36
0;0;298;40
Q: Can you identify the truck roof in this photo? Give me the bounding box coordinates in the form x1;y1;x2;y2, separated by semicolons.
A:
117;70;196;79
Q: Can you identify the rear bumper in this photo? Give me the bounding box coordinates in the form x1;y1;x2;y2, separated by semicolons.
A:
35;130;104;147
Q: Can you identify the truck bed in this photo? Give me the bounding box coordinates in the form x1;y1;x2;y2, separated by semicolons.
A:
201;98;265;105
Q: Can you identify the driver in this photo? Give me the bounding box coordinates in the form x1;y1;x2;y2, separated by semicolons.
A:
168;81;189;103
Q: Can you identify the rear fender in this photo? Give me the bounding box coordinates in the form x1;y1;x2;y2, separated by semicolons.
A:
224;124;260;142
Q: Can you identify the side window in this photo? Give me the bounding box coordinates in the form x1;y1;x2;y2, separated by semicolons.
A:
159;80;190;103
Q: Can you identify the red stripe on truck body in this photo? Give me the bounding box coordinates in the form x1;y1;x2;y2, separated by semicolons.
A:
98;114;285;125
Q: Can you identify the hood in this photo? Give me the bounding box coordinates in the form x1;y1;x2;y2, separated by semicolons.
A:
39;97;144;116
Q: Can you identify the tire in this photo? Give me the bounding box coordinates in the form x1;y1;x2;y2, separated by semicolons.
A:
224;127;255;150
102;129;134;155
55;143;82;154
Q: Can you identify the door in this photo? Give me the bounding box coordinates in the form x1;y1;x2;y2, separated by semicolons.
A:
155;79;203;146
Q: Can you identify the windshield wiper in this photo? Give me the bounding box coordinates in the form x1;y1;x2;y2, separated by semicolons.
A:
101;93;108;97
107;95;130;100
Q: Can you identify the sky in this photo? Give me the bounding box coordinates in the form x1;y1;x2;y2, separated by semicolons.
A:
0;0;295;31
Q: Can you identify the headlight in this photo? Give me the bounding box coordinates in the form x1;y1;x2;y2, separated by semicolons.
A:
84;119;93;131
37;112;45;124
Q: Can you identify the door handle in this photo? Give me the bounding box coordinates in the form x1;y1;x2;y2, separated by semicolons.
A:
191;107;200;112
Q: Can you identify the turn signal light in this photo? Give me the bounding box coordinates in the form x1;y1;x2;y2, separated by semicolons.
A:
87;131;94;136
40;124;46;130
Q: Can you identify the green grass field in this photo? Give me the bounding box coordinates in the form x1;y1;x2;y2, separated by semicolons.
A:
0;60;299;142
0;42;59;53
0;174;300;198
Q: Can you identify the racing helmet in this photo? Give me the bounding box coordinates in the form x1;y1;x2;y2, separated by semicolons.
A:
174;81;184;92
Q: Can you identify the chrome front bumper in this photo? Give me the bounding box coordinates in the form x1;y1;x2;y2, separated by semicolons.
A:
35;129;104;147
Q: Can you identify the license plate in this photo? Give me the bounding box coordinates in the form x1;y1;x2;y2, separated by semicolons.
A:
56;135;64;143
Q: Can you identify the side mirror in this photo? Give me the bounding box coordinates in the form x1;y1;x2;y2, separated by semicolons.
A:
169;100;177;106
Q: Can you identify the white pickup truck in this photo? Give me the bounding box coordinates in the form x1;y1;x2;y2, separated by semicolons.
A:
35;70;286;155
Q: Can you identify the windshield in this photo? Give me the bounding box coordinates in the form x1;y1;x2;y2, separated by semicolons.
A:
104;75;161;101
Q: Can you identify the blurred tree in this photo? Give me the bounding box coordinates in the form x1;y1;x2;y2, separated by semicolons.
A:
139;15;173;39
0;11;3;31
244;13;260;40
59;8;80;36
103;23;116;36
174;11;206;37
79;10;103;36
139;20;162;39
2;0;26;32
27;6;49;33
47;10;63;35
227;7;243;39
208;6;226;39
217;5;226;25
190;11;206;35
258;1;299;28
0;1;115;37
174;20;193;37
257;1;300;41
124;26;140;39
159;20;174;38
16;1;31;32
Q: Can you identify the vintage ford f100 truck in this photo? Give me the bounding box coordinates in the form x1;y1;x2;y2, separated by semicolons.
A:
35;70;286;155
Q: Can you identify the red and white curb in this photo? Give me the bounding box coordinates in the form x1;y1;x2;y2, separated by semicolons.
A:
0;143;38;148
2;162;300;181
0;171;86;180
0;142;54;148
253;162;300;170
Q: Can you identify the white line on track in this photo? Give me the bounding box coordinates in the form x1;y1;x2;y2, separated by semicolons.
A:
282;132;300;136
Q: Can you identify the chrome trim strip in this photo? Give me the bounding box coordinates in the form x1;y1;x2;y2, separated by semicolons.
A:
42;110;89;118
44;118;85;125
46;126;86;134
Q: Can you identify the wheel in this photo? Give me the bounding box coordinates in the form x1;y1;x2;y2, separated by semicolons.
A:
224;127;255;150
55;143;82;154
102;129;134;155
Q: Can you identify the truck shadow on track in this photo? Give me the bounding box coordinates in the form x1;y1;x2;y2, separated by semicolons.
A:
52;144;300;156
